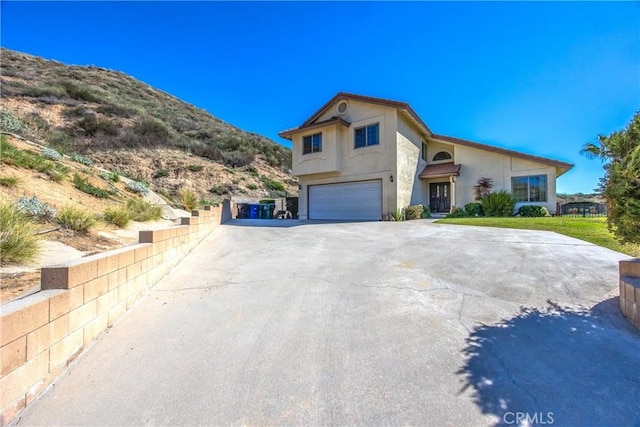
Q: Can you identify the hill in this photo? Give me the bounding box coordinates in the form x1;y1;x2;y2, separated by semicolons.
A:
0;48;297;202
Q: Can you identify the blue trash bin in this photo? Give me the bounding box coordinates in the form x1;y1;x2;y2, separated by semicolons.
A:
249;204;259;219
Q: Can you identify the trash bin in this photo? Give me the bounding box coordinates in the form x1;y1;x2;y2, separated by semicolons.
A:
259;203;275;219
249;204;259;219
237;203;249;219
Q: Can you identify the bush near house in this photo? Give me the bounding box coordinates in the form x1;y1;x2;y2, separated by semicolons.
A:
125;199;163;222
421;205;431;218
464;202;484;217
518;205;550;217
481;191;516;217
405;205;424;220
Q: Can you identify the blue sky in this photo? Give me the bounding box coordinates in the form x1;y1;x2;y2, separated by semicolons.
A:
2;1;638;194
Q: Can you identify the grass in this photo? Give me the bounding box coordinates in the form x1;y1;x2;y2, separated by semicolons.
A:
0;201;40;265
0;176;20;187
179;189;198;211
73;173;111;198
1;136;55;173
125;199;163;222
103;206;131;228
436;216;640;257
56;205;97;233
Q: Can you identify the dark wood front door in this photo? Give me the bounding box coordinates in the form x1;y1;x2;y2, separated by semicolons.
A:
430;183;451;213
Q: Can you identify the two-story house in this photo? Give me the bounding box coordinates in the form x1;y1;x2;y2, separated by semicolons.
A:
279;93;573;220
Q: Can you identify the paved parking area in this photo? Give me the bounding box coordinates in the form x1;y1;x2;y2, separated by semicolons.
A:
13;220;640;426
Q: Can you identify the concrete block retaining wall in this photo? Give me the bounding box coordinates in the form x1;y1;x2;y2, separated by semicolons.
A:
0;202;230;425
620;258;640;330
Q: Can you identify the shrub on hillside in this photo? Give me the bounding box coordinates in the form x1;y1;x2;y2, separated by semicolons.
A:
16;196;57;221
103;206;131;228
482;191;516;217
518;205;550;217
56;205;97;233
0;176;20;187
126;180;149;196
125;199;163;222
41;147;62;161
75;115;119;137
71;153;94;166
0;201;40;265
405;205;424;220
73;173;111;198
0;109;23;133
187;164;204;172
464;202;484;217
179;189;198;211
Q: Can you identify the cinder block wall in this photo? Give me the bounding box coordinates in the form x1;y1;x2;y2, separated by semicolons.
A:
0;201;230;425
620;259;640;330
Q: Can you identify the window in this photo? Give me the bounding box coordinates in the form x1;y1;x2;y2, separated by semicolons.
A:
422;142;428;161
433;151;452;161
511;175;548;202
303;133;322;154
354;123;379;148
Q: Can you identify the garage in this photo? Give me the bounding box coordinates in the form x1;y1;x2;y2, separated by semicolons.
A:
308;180;382;220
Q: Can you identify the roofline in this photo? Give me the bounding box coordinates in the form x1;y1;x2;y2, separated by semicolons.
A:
278;116;350;140
432;134;574;173
279;92;574;174
299;92;433;135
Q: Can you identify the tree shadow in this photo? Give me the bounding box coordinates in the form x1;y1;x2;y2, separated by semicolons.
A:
458;298;640;427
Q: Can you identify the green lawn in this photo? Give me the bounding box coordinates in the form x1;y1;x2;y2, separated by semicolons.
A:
435;216;640;257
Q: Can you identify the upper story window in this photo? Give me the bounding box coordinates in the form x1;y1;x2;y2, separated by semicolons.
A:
303;133;322;154
512;175;548;202
421;142;428;161
433;151;452;161
354;123;379;149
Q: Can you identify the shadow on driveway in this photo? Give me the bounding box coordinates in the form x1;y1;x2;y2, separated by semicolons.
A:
457;298;640;427
223;219;377;228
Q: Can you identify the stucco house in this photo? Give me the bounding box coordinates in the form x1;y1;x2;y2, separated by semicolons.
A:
279;92;573;220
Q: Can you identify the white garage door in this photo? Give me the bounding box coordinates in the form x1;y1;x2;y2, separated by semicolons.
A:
308;180;382;220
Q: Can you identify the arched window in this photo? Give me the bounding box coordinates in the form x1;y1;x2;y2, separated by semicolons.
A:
433;151;452;161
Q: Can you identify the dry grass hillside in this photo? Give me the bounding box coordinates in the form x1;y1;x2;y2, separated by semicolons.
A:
0;48;297;203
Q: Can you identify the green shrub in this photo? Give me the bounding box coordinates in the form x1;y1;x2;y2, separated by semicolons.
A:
132;116;171;145
75;115;119;137
73;173;111;198
179;189;198;211
246;183;258;190
199;198;220;207
16;196;57;221
126;180;149;196
154;169;169;178
56;205;97;233
103;206;131;227
518;205;550;217
1;136;55;172
60;80;103;102
71;153;94;166
464;202;484;217
187;164;203;172
46;164;70;183
482;191;516;217
125;199;163;222
446;207;469;218
41;147;62;161
391;208;405;221
209;184;235;195
262;177;285;192
420;205;431;218
99;171;120;183
0;176;19;187
0;109;23;133
0;201;40;265
405;205;424;220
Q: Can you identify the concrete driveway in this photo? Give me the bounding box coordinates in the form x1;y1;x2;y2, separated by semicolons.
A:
13;220;640;426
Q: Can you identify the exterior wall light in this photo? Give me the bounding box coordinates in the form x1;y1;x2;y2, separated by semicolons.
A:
390;175;394;183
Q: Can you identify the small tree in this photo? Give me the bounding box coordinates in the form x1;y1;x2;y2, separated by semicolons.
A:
473;177;493;201
581;112;640;243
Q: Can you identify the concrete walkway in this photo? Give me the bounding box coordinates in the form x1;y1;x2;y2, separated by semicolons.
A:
12;220;640;426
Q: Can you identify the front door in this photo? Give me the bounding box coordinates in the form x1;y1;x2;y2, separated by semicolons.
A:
430;183;451;213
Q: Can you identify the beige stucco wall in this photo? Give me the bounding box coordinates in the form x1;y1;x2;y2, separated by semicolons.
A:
452;143;558;213
293;100;398;219
396;115;428;209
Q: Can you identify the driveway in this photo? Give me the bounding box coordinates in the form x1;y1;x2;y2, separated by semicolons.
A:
13;220;639;426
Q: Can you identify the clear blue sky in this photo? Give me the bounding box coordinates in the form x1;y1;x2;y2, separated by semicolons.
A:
2;1;638;194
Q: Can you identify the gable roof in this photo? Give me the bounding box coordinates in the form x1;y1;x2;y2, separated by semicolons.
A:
279;92;573;174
